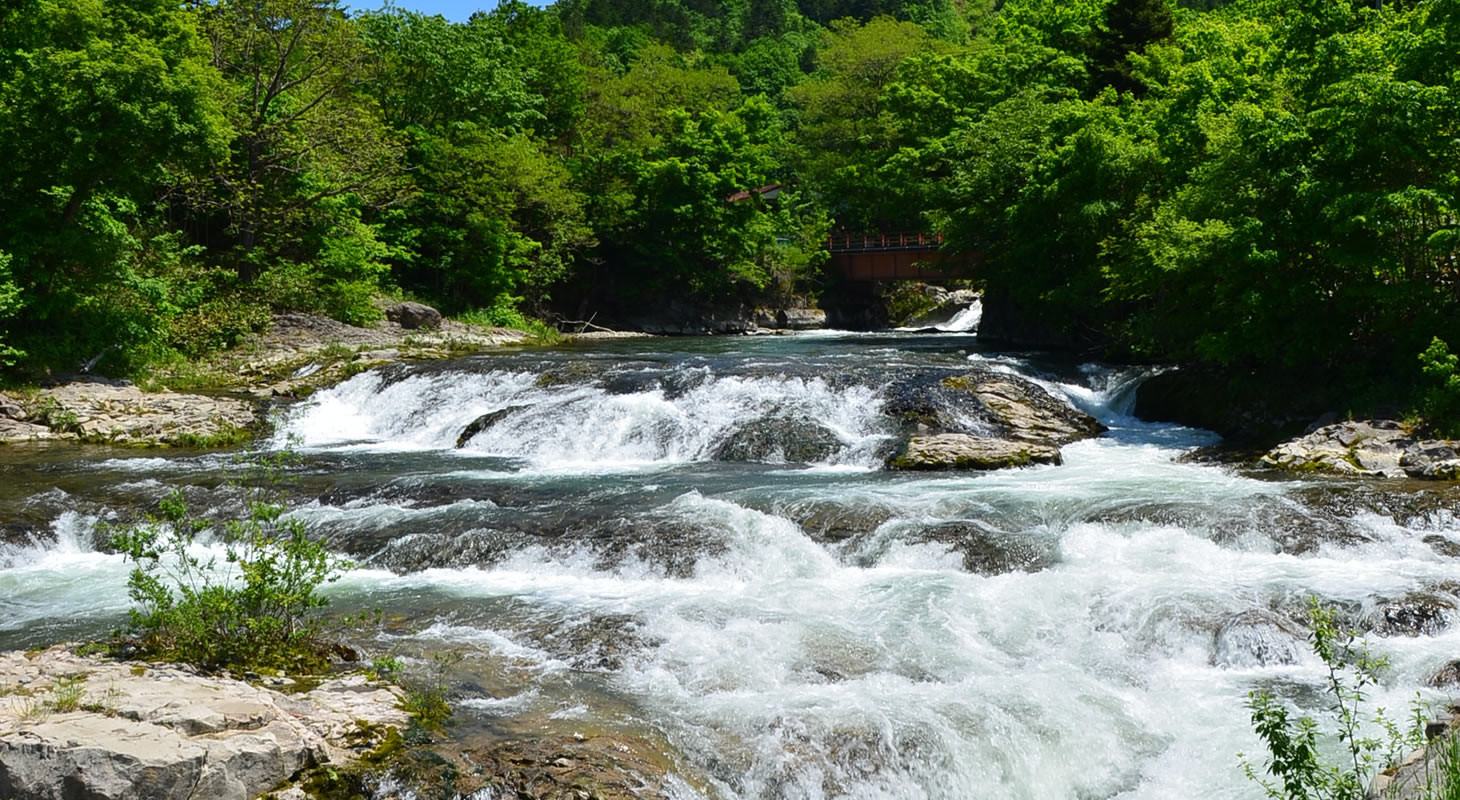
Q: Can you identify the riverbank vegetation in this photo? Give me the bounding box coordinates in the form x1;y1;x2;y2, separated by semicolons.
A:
1;0;1457;425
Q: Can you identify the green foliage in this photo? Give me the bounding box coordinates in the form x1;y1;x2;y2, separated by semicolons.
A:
1240;599;1425;800
107;450;349;672
397;652;460;734
1419;338;1460;437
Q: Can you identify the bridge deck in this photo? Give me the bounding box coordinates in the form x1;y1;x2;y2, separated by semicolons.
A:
827;231;972;281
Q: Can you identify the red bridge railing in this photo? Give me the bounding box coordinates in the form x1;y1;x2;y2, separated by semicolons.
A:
827;231;944;253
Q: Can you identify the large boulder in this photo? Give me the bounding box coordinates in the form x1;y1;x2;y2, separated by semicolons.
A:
385;301;443;330
775;308;826;330
887;433;1061;471
712;414;842;463
0;647;407;800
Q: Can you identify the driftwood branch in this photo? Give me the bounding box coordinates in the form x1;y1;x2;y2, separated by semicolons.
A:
557;314;618;334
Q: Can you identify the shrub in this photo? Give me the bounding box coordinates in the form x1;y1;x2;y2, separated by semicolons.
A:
1240;599;1435;800
108;450;350;672
1419;337;1460;438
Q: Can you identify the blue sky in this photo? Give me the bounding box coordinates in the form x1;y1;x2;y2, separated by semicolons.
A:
353;0;550;22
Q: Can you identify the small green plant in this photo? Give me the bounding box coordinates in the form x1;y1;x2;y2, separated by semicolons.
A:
1419;337;1460;438
397;652;460;734
368;655;404;682
47;675;87;713
107;449;351;672
27;396;81;435
1240;598;1437;800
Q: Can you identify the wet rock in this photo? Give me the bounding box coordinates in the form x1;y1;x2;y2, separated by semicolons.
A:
1429;660;1460;688
385;301;443;330
911;522;1057;575
0;647;406;800
888;434;1061;471
1213;611;1306;668
713;415;842;463
880;369;1102;468
379;732;694;800
366;529;526;572
1424;535;1460;558
1368;593;1456;637
456;405;528;449
544;614;658;671
570;516;728;579
534;360;602;387
781;501;894;543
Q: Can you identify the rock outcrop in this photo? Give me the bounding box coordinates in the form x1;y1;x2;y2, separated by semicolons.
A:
889;434;1062;470
0;379;257;447
881;369;1104;471
0;647;407;800
1262;420;1460;480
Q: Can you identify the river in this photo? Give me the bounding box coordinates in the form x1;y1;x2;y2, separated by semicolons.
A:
3;329;1458;798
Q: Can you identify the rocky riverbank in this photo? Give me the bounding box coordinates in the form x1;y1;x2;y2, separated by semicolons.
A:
0;308;528;448
0;646;407;800
1262;420;1460;480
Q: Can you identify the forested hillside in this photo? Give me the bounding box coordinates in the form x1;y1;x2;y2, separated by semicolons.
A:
2;0;1458;427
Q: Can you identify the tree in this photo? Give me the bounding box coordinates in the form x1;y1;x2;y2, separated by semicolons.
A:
1091;0;1175;94
187;0;404;296
0;0;229;370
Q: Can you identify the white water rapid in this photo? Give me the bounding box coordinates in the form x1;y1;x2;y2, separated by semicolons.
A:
3;333;1458;799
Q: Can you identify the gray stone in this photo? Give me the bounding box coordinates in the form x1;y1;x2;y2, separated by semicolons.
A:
1263;419;1460;481
385;302;443;330
888;434;1061;471
1;382;257;447
775;308;826;330
712;415;842;463
1262;421;1414;478
0;648;407;800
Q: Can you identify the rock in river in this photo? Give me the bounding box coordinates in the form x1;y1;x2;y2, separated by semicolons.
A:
713;414;842;463
888;434;1062;471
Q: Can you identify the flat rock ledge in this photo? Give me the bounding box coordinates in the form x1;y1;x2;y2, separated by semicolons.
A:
1262;420;1460;480
0;647;406;800
0;381;256;447
889;434;1062;470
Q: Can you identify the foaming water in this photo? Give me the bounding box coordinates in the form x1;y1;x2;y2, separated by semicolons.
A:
6;333;1460;798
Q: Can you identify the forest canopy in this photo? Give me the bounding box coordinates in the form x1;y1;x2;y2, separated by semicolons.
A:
1;0;1457;425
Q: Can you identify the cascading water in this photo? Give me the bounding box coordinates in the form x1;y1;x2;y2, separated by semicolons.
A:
3;332;1459;799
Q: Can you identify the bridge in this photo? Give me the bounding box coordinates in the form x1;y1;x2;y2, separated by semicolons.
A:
826;231;975;282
